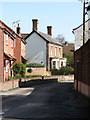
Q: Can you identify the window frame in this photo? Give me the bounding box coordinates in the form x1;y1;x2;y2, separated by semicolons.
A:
6;34;8;45
55;46;57;57
59;47;61;57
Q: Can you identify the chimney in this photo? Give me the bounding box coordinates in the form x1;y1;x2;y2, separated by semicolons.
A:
65;41;68;46
47;26;52;36
17;23;20;35
32;19;38;31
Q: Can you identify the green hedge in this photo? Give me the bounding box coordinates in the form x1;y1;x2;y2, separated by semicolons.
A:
26;63;44;68
26;75;42;78
51;66;74;75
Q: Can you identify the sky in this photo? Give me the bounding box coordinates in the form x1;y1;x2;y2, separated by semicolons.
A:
0;0;89;43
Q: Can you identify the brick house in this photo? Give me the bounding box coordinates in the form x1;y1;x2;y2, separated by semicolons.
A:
0;20;27;82
22;19;66;71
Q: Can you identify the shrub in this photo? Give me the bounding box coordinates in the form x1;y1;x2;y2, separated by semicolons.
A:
14;74;21;79
27;68;32;73
26;75;42;78
12;63;21;77
12;62;26;78
20;63;26;78
26;63;44;68
51;66;74;75
51;68;58;71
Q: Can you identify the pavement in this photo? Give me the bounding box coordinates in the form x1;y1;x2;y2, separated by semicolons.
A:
0;81;90;119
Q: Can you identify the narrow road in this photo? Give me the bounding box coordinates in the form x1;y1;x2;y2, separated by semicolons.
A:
1;82;89;119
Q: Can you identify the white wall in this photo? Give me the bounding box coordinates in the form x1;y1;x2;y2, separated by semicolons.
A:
88;1;90;19
26;32;46;66
74;19;90;51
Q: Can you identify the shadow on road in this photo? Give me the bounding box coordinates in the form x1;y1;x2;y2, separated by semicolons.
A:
19;78;58;87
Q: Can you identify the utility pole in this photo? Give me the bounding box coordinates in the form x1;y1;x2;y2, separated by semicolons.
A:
83;0;85;44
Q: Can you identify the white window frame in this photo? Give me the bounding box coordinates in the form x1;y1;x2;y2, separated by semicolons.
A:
6;60;8;73
55;46;57;57
51;45;53;56
59;47;61;57
11;38;13;48
6;34;8;45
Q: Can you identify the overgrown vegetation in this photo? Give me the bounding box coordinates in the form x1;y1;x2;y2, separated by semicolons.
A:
26;63;44;68
12;62;26;79
51;66;74;75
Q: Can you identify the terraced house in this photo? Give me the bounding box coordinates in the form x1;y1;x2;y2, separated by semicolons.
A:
0;20;27;82
22;19;66;71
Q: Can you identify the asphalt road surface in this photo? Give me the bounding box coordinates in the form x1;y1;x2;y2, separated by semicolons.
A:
1;82;90;119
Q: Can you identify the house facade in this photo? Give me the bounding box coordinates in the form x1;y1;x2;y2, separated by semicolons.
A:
0;20;27;82
72;18;90;51
23;19;66;71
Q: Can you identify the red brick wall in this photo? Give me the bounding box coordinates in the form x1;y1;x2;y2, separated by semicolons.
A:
14;36;21;63
74;39;90;86
0;79;19;91
0;29;4;82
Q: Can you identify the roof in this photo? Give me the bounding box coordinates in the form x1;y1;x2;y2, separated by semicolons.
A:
24;30;62;46
0;20;26;44
21;33;29;39
72;18;90;33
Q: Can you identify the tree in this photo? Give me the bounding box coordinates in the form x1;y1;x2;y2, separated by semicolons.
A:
63;51;74;68
56;34;65;44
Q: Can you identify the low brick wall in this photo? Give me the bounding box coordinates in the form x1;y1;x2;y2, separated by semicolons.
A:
0;75;74;91
0;79;19;91
57;75;74;82
26;67;51;76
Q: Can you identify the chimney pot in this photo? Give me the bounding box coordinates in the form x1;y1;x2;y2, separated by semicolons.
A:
47;26;52;36
17;24;20;35
32;19;38;31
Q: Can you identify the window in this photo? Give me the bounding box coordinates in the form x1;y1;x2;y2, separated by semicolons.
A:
55;47;57;57
6;60;8;73
53;61;56;68
11;39;13;48
6;34;8;45
51;46;53;56
61;62;63;67
59;48;61;57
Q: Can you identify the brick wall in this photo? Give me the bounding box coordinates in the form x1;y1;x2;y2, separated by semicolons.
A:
0;79;19;91
0;29;4;82
74;39;90;97
74;39;90;86
26;67;51;76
